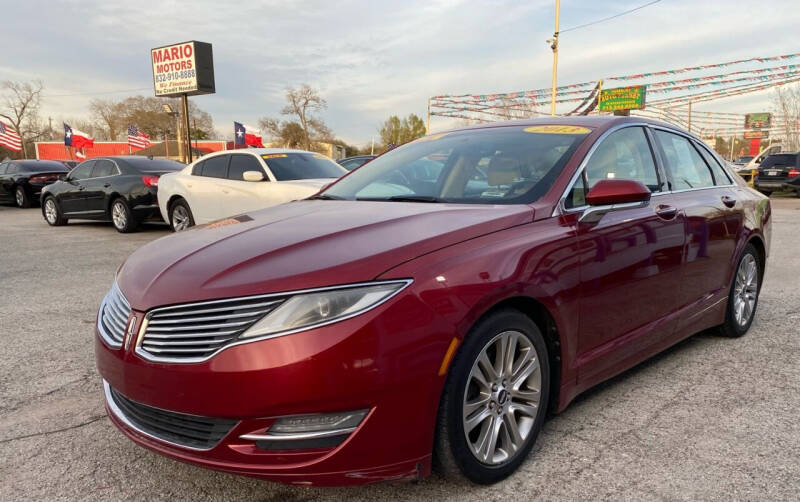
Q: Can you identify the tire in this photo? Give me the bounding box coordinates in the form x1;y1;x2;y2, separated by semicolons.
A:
434;308;550;484
42;196;68;226
15;186;31;208
110;198;139;233
717;244;761;338
169;198;195;232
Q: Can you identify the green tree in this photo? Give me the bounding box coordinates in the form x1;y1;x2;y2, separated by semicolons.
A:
379;113;426;147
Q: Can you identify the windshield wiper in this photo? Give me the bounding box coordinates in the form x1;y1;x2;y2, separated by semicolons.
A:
308;193;346;200
357;195;443;203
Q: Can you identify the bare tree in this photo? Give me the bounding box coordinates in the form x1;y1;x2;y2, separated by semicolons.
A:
1;80;44;157
773;84;800;151
265;84;331;150
90;99;126;140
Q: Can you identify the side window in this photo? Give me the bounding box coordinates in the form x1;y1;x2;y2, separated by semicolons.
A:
200;155;228;178
228;154;265;181
695;143;732;185
0;162;7;174
192;160;204;176
6;163;18;174
654;131;714;190
91;160;116;178
583;126;660;192
70;161;94;180
565;172;588;209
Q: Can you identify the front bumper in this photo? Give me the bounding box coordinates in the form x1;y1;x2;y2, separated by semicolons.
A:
95;285;453;486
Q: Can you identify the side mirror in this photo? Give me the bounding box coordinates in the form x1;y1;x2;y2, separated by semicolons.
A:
580;179;651;224
242;170;264;182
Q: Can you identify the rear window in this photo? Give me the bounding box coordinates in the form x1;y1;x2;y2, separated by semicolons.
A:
760;154;798;169
123;157;184;173
262;153;346;181
20;162;68;172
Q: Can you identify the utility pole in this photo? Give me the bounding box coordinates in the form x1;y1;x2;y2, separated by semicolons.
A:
549;0;561;116
426;97;431;134
371;136;375;155
687;100;693;134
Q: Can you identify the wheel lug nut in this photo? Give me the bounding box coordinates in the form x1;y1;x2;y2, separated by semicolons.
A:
492;384;498;391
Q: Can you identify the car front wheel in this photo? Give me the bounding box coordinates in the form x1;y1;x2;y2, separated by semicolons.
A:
169;199;195;231
111;198;139;233
435;309;550;484
718;244;761;337
42;197;67;226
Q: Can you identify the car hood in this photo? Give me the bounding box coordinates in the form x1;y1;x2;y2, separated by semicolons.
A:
117;200;533;310
277;178;336;188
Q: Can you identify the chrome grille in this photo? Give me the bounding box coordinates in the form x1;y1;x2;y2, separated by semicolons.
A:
105;382;237;450
138;294;285;362
98;282;131;347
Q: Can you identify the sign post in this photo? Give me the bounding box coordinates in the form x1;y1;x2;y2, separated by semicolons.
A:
598;85;647;115
151;41;215;163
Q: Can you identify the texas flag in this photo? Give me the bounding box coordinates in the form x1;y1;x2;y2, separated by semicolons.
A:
234;121;263;147
64;123;94;149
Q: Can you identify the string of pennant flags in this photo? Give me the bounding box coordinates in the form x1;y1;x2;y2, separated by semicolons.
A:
429;51;800;123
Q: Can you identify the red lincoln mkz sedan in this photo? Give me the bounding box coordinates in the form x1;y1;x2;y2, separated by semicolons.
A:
96;117;770;486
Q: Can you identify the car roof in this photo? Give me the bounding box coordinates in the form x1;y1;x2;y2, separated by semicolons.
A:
435;115;693;137
15;159;68;168
86;156;185;171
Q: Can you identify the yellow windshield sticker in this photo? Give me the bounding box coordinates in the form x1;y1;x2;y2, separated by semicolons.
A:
312;153;329;159
524;125;591;134
415;133;448;142
262;153;288;159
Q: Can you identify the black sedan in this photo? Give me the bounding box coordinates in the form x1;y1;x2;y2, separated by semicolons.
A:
41;156;184;233
338;155;376;171
0;159;69;208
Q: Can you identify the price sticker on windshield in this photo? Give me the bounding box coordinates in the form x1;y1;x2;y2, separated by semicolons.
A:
524;125;591;134
262;154;288;159
415;133;449;142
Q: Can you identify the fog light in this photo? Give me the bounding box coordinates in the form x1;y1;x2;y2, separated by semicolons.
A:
270;410;368;434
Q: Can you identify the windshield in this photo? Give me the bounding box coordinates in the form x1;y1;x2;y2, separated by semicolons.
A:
322;125;591;204
263;153;346;180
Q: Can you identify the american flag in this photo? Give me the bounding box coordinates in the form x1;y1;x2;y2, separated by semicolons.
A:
127;125;151;149
0;121;22;151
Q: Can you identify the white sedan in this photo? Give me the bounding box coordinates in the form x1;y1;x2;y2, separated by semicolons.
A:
157;148;346;231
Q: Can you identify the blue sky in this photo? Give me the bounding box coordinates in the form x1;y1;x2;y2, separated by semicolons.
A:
3;0;799;146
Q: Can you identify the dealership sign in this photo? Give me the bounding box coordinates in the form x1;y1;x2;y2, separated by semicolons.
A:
598;85;646;112
151;41;215;97
743;130;769;139
744;112;771;130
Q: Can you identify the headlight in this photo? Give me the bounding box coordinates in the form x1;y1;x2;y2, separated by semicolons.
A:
240;280;411;339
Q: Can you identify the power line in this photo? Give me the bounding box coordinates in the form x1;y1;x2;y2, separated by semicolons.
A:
560;0;662;34
43;87;151;98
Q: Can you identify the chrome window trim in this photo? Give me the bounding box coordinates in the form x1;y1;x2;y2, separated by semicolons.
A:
553;122;736;217
134;279;413;364
103;380;236;452
97;281;130;349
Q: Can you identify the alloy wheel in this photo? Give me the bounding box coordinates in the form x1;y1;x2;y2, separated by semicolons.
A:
172;205;191;231
733;254;758;326
15;187;24;207
112;201;127;230
462;330;541;465
44;199;57;224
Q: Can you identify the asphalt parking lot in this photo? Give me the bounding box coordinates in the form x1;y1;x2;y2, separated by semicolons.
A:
1;196;799;501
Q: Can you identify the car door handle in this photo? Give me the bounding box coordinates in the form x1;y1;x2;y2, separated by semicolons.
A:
655;204;678;220
721;195;736;208
222;189;230;194
78;186;85;191
103;183;111;188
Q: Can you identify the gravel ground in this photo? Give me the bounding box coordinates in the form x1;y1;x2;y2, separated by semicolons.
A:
1;196;798;501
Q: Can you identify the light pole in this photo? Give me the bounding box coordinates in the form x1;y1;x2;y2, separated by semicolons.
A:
549;0;561;116
162;103;181;161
